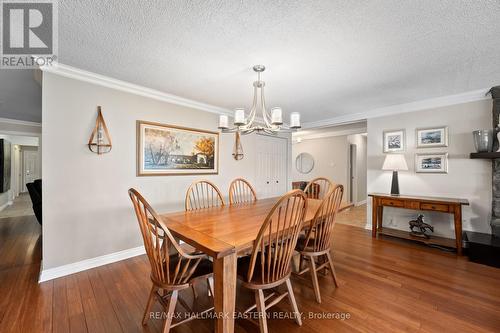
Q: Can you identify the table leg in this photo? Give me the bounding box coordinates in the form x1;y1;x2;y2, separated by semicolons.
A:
453;205;463;255
213;252;237;333
372;198;378;238
377;205;384;230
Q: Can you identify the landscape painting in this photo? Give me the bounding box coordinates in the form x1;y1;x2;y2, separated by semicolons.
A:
415;153;448;173
383;129;405;153
137;121;219;176
416;126;448;147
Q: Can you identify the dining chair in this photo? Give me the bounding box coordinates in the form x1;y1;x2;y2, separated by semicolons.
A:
303;177;334;200
185;180;225;211
295;184;344;303
237;189;307;333
229;178;257;204
129;188;214;333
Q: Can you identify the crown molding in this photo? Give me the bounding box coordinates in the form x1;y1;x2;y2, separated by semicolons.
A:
0;117;42;127
40;63;233;117
301;88;491;129
293;127;367;142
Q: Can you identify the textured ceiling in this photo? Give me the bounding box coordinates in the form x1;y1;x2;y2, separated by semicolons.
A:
0;71;41;122
10;0;500;124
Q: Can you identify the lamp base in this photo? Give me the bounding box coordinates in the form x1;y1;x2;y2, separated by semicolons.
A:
391;171;400;196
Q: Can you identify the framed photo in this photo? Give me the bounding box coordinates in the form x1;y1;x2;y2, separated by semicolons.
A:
137;121;219;176
416;126;448;148
383;129;405;153
415;153;448;173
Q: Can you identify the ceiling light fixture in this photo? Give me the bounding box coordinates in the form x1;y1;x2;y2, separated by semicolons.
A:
218;65;301;135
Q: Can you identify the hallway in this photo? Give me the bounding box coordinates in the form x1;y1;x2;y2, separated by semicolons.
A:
0;193;34;219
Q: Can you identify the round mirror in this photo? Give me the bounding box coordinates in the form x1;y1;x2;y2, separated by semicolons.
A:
295;153;314;174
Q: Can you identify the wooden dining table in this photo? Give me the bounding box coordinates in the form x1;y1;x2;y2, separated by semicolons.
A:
160;196;353;333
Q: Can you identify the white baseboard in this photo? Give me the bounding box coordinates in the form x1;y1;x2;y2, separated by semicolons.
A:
0;200;13;212
355;199;367;206
39;245;145;283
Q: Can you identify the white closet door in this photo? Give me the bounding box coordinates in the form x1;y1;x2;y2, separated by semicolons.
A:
255;135;288;198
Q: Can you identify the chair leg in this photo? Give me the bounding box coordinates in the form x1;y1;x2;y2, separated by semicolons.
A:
255;289;268;333
326;251;339;288
162;290;178;333
285;278;302;326
142;285;157;325
308;255;322;303
207;277;214;297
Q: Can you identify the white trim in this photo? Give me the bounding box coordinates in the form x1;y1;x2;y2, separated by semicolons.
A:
40;63;233;117
355;199;367;206
0;117;41;127
0;200;13;212
293;127;367;142
38;245;145;283
302;88;490;129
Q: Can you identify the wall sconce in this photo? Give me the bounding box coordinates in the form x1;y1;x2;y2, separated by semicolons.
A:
88;106;112;154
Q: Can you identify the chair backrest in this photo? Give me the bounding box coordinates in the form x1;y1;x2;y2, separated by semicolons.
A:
129;188;204;286
246;190;307;284
229;178;257;205
185;180;225;211
304;177;334;200
302;184;344;253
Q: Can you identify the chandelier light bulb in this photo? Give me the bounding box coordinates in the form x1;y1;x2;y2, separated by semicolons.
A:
234;108;246;126
290;112;301;129
271;107;283;125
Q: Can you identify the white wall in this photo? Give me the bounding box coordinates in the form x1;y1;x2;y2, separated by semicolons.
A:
367;99;493;237
42;72;291;270
292;135;348;189
347;133;367;204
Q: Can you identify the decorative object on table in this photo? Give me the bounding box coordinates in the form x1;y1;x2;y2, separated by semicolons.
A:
232;132;243;160
416;126;448;148
409;214;434;239
217;65;301;135
383;129;405;153
381;154;408;195
295;152;314;174
472;129;493;152
136;121;219;176
415;153;448;173
88;106;112;155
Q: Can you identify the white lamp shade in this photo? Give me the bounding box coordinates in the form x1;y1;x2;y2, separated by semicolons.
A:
290;112;301;128
218;115;229;129
234;108;246;126
271;107;283;125
382;154;408;171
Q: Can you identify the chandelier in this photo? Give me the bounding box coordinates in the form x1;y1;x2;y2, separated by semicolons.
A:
218;65;301;135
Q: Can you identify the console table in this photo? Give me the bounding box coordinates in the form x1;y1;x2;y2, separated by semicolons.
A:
368;193;469;255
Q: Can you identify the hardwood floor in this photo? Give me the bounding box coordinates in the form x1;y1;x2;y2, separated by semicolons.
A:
1;215;500;332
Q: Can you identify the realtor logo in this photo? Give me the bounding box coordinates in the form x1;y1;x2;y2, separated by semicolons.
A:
1;0;58;68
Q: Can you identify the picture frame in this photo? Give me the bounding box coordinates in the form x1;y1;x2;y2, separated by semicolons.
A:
416;126;448;148
136;120;219;176
383;129;405;153
415;152;448;173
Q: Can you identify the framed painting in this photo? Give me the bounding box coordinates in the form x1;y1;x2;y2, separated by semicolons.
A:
415;153;448;173
383;129;405;153
137;121;219;176
416;126;448;148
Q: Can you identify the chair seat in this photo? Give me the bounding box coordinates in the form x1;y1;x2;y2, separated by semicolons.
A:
295;234;315;252
237;254;290;286
162;255;213;283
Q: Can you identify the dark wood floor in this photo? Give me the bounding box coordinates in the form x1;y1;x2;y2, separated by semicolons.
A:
1;215;500;332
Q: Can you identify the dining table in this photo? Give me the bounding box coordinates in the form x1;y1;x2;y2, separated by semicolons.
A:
160;196;353;333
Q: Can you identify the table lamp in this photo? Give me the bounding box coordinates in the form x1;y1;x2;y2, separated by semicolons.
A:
382;154;408;195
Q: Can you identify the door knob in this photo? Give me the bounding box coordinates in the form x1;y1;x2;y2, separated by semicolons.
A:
276;181;279;183
266;181;269;184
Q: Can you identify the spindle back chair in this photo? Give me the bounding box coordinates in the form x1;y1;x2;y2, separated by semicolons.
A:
238;189;307;333
129;188;213;332
185;180;225;211
303;177;334;200
229;178;257;204
295;184;344;303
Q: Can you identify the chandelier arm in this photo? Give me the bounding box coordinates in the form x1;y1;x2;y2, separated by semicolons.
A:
239;85;258;131
260;85;273;128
